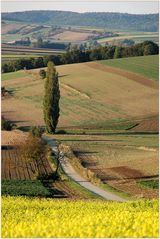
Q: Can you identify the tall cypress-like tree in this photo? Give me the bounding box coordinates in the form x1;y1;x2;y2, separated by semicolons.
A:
43;61;60;133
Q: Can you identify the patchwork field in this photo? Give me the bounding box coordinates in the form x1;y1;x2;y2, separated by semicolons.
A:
53;133;159;199
2;55;158;132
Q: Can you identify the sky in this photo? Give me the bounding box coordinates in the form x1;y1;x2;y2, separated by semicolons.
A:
1;1;159;14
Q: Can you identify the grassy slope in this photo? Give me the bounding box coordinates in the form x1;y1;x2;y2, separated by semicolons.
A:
2;55;158;129
99;55;159;80
2;71;29;81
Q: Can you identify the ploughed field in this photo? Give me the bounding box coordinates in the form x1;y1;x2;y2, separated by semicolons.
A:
54;133;159;199
2;55;158;132
1;148;53;180
1;131;53;180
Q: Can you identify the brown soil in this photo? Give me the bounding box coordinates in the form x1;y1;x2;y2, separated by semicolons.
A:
130;116;159;132
107;178;158;199
107;166;144;179
86;62;158;89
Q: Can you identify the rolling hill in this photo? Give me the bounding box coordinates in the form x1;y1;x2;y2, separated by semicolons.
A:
2;11;159;32
1;55;158;132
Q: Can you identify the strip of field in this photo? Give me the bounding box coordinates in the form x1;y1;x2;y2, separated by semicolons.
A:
2;44;65;55
97;33;159;43
98;55;159;80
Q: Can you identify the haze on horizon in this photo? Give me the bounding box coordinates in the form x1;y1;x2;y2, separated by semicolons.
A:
2;0;159;14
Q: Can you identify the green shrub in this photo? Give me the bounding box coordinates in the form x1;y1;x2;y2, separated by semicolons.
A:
29;126;44;138
39;69;46;79
56;129;66;134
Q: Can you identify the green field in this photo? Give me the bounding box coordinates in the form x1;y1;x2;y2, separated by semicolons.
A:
2;180;51;197
99;55;159;80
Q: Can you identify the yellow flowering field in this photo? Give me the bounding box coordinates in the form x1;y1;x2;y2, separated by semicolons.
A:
2;196;159;238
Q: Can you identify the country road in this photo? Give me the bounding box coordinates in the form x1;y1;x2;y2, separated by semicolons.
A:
43;135;126;202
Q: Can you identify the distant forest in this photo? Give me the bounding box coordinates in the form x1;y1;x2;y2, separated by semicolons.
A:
2;11;159;32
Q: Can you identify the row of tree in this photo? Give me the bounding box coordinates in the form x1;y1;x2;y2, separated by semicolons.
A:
33;37;67;49
2;41;158;73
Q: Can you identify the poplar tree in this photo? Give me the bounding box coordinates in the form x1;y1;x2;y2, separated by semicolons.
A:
43;61;60;133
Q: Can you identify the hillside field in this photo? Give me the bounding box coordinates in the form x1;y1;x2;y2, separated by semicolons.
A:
53;133;158;199
2;55;158;131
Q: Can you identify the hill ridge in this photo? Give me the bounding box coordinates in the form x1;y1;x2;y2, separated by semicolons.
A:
2;10;158;32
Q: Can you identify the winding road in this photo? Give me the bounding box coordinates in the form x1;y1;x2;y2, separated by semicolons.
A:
43;135;126;202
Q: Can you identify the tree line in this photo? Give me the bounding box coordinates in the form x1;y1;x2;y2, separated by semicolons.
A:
2;41;158;73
